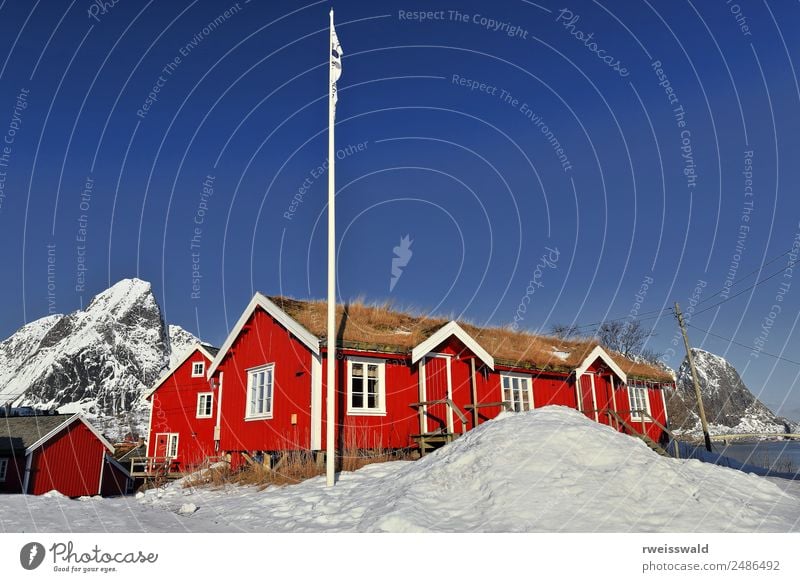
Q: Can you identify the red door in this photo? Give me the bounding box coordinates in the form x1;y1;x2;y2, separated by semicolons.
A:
154;434;169;458
594;375;613;425
579;374;596;420
424;356;451;434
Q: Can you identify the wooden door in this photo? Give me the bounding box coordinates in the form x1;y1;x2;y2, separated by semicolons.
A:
154;433;169;458
579;374;597;421
423;356;452;434
594;375;613;425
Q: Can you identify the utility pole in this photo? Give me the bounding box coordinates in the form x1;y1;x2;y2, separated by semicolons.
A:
674;302;713;452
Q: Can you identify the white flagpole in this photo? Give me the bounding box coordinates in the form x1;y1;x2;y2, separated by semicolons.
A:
326;7;337;487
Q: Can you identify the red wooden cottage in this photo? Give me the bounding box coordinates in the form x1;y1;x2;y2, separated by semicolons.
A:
143;344;220;473
0;413;131;497
145;293;675;472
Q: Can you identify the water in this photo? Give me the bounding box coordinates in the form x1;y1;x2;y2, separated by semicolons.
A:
714;440;800;475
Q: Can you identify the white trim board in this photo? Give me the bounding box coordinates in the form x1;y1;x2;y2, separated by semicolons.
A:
207;293;320;377
411;321;495;369
573;345;627;384
25;414;113;455
142;343;217;400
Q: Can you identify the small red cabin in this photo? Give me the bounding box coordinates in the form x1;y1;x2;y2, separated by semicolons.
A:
143;344;219;473
0;414;131;497
146;294;675;471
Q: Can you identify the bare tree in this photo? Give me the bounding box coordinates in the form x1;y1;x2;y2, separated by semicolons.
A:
550;323;580;339
596;320;654;358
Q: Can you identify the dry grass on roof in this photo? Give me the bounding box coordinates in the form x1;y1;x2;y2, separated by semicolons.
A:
267;295;672;381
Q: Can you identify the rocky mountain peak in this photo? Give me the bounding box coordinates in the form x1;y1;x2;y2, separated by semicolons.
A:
668;348;794;435
0;279;199;439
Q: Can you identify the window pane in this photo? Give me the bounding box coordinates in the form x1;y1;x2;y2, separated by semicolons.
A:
502;377;510;389
352;363;363;378
367;364;378;378
367;393;377;409
352;391;364;408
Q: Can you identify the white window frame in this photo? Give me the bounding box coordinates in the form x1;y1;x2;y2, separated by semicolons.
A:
196;392;213;418
627;381;651;421
500;372;534;412
0;458;7;482
191;361;205;377
167;434;179;458
245;363;275;420
346;357;387;416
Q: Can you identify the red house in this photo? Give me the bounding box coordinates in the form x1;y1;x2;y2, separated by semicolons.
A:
143;344;219;473
0;414;131;497
146;293;675;472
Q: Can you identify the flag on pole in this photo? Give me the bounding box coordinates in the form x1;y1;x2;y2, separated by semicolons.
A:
330;14;343;115
326;9;341;488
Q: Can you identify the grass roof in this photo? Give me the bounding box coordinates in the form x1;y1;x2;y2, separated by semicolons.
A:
268;296;673;382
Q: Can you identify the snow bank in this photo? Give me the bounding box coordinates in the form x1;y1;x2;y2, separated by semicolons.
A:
139;407;800;532
3;407;799;532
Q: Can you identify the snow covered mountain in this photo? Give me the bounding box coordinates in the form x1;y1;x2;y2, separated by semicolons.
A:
0;278;200;439
668;348;796;436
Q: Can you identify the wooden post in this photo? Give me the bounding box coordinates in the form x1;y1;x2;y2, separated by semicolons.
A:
674;302;713;452
469;358;479;428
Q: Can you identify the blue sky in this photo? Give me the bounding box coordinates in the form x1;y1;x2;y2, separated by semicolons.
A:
1;0;799;419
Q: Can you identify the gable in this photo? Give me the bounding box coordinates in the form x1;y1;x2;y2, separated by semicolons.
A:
143;344;216;400
573;345;627;384
207;293;319;377
411;321;495;369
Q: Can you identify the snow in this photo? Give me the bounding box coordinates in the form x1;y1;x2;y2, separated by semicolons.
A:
1;407;799;533
0;278;201;439
551;348;570;361
168;325;201;368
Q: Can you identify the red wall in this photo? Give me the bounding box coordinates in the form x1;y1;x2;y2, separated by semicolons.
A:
217;307;315;454
147;348;216;471
28;421;107;497
532;372;576;408
323;348;419;451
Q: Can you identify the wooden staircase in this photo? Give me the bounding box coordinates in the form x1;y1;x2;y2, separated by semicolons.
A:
410;398;470;455
410;432;456;454
606;409;672;457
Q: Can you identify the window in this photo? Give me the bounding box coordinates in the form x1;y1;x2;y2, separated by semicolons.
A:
167;434;179;458
347;357;386;415
0;458;7;482
246;364;274;419
628;381;651;420
191;361;205;377
196;392;213;418
501;373;533;412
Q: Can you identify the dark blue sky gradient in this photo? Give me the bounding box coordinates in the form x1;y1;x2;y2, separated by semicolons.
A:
1;0;800;418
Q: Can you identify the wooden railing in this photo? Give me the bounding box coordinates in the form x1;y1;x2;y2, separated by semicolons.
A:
464;402;513;412
411;398;470;435
129;456;176;478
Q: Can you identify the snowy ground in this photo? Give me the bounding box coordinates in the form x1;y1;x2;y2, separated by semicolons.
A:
2;407;800;533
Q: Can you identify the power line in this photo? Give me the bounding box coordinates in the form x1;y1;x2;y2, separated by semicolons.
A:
686;322;800;367
691;259;797;318
695;247;796;307
570;306;674;332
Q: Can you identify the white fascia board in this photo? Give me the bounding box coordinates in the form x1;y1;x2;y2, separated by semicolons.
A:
142;344;216;400
25;414;114;454
207;293;320;377
411;321;495;370
574;345;627;384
